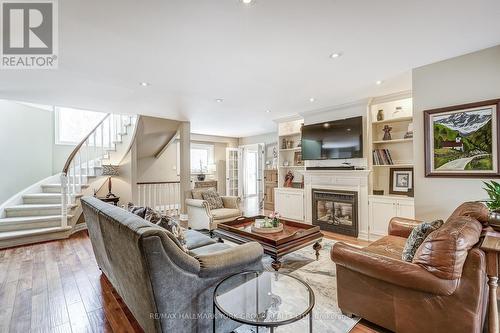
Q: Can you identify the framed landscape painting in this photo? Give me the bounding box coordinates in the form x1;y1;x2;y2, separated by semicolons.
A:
424;99;500;178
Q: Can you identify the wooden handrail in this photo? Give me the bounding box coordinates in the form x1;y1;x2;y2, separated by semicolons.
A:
62;113;110;174
137;181;180;185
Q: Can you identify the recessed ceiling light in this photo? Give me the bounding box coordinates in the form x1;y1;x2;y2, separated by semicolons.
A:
242;0;253;3
215;98;224;103
266;110;271;113
375;80;383;85
330;52;342;59
139;82;150;87
309;97;316;102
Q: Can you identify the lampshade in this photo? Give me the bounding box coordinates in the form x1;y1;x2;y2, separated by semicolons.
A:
102;164;119;176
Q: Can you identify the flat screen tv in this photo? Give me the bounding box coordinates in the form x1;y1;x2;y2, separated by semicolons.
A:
301;116;363;160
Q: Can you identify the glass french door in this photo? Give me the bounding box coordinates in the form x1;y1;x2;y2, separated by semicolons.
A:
226;148;240;196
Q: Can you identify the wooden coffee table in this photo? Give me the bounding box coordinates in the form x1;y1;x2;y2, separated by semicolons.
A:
214;216;323;271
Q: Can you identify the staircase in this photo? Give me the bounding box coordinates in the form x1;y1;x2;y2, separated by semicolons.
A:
0;114;137;248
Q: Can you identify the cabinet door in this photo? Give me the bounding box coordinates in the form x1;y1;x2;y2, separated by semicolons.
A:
369;198;397;237
397;200;415;219
274;190;304;221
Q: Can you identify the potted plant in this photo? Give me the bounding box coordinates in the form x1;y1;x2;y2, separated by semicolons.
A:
483;181;500;227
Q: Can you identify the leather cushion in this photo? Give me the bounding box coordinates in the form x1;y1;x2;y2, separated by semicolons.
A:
184;229;216;250
448;201;489;226
412;215;482;280
401;219;443;262
211;208;241;220
364;235;407;260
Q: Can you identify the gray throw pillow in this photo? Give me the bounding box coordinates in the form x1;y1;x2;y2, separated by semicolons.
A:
145;207;162;224
157;216;187;251
127;202;146;218
402;219;444;262
201;189;224;210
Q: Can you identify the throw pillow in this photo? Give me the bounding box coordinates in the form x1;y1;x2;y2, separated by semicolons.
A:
402;219;444;262
157;216;187;251
201;189;224;210
127;202;146;218
144;207;163;224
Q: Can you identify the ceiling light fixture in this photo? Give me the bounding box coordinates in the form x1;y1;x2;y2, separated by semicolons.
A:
139;82;150;87
242;0;253;4
375;80;383;85
266;110;271;113
330;52;342;59
309;97;316;102
215;98;224;103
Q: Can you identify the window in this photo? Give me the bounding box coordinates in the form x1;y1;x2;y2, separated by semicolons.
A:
55;107;107;145
191;143;214;173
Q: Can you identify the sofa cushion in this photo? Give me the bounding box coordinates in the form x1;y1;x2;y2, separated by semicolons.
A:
184;229;216;250
202;190;224;209
189;242;232;256
211;208;241;220
412;216;482;279
192;187;216;200
364;235;407;260
401;220;443;262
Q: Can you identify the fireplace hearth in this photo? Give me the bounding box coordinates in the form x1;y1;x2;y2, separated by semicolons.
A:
312;189;358;237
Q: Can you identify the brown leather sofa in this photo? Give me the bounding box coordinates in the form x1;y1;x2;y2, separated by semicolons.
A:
331;202;489;333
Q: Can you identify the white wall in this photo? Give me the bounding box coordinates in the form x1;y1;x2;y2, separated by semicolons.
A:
0;101;54;203
413;45;500;220
137;143;179;183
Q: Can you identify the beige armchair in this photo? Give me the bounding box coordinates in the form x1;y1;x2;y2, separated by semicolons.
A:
185;188;242;236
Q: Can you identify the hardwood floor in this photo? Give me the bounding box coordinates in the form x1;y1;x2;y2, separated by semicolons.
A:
0;231;382;333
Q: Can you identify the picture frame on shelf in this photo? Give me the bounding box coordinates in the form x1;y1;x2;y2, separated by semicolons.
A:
424;99;500;178
389;167;413;195
294;151;303;166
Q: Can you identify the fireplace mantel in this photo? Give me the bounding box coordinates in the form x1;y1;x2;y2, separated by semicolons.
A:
304;169;371;240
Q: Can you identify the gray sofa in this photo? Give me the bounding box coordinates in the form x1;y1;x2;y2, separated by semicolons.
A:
81;196;264;333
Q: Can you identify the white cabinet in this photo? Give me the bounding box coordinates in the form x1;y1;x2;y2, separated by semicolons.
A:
368;195;414;240
274;188;304;221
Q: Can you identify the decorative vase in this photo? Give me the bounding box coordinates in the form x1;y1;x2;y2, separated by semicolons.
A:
273;217;279;227
197;174;206;181
489;210;500;229
376;109;384;121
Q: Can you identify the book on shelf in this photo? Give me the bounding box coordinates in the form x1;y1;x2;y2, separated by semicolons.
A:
372;149;394;165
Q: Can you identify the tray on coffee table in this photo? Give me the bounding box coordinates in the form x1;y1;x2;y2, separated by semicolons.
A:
214;216;323;271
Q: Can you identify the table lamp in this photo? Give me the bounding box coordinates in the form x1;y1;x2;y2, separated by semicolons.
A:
102;165;119;198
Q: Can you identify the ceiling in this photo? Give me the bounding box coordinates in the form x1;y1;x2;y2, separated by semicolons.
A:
1;0;499;137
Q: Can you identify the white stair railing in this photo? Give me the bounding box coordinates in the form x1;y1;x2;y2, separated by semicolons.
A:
137;181;181;216
60;114;134;227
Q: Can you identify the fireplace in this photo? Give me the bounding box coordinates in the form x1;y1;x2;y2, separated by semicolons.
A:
312;189;358;237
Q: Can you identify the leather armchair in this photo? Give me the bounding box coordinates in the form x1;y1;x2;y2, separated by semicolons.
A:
185;188;242;234
331;202;488;333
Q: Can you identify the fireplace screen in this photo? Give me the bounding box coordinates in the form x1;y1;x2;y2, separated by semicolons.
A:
312;189;358;237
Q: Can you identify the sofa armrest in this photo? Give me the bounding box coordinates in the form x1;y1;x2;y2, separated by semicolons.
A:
331;242;458;296
221;196;241;210
388;217;423;238
196;242;263;278
186;198;209;209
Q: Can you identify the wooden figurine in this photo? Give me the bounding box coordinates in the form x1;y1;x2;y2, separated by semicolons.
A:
383;125;392;141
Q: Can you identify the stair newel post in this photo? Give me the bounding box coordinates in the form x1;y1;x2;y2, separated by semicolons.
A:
100;123;104;160
71;161;76;201
61;173;68;228
85;138;90;177
93;131;97;168
77;150;82;192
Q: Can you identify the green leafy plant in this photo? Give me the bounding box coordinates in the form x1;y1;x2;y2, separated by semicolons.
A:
483;181;500;211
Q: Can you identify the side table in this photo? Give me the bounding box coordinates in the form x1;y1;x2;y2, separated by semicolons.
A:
98;196;120;206
481;231;500;333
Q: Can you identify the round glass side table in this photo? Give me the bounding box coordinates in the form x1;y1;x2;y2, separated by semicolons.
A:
213;271;315;333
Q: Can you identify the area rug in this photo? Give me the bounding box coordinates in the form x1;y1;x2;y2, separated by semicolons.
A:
233;239;360;333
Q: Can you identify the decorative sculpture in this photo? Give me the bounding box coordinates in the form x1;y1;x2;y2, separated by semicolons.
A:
383;125;392;141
